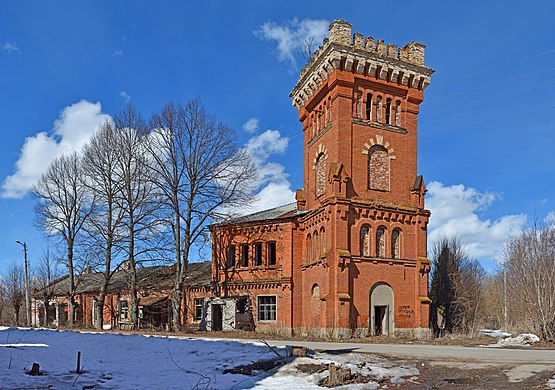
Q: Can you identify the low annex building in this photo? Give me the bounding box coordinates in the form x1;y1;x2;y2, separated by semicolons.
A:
209;20;433;338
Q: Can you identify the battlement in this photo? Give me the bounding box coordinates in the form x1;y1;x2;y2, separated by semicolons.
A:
290;20;433;110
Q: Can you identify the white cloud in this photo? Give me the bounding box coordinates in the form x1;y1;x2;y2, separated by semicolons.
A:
242;117;259;133
119;91;131;103
426;181;527;262
242;129;295;213
3;41;21;56
545;211;555;225
1;100;111;199
256;18;329;67
112;49;124;56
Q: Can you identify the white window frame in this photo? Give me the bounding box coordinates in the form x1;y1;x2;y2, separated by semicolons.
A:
257;295;277;322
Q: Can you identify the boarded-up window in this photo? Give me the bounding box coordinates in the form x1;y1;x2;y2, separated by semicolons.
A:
368;146;390;191
227;245;236;267
194;298;204;322
376;227;386;258
315;154;326;196
360;226;371;256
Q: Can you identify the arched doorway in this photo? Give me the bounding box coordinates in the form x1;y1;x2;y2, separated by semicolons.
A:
369;282;394;336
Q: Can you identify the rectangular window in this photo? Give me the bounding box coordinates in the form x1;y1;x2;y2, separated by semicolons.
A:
267;242;276;266
194;298;204;322
241;244;249;267
254;243;263;266
118;300;129;321
257;296;276;321
227;245;236;267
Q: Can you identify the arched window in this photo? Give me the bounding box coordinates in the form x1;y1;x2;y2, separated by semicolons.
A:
391;229;401;259
376;227;386;258
385;98;392;124
312;284;320;298
323;102;327;126
311;114;316;137
366;93;373;120
376;96;382;123
315;153;326;196
368;145;390;191
360;225;371;256
355;91;362;118
395;100;401;126
328;97;332;123
307;234;312;262
314;230;319;259
320;227;326;254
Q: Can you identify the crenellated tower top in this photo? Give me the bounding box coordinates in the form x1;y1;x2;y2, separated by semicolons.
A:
290;20;434;110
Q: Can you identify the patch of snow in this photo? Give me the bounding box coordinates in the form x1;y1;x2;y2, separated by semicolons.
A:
548;375;555;389
499;333;540;346
480;329;512;338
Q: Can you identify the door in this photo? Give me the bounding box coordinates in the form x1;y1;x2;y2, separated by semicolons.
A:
212;304;223;331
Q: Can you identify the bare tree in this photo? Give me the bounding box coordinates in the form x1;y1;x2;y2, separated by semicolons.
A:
429;236;486;335
32;152;92;327
83;121;126;329
32;248;61;327
505;224;555;339
113;106;161;328
300;36;317;63
3;262;25;326
148;99;256;331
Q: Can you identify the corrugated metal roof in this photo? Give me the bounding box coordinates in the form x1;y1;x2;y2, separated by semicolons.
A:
228;202;303;224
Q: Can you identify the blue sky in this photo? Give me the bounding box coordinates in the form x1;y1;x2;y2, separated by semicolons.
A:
0;1;553;273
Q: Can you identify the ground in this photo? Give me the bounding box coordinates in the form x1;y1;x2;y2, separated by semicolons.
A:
1;327;554;389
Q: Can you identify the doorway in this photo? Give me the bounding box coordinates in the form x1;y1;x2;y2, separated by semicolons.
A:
374;305;388;336
369;282;394;336
212;304;223;331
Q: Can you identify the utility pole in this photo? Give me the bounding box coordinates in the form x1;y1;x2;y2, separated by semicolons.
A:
16;240;31;327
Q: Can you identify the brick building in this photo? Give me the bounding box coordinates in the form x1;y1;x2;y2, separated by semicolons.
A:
210;20;434;338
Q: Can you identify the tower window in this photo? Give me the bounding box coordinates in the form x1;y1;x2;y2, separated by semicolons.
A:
385;98;392;125
376;96;382;123
376;227;386;258
315;153;326;196
366;93;373;120
314;230;319;259
307;234;312;262
360;225;371;256
368;145;390;191
391;229;401;259
395;100;401;126
320;227;326;254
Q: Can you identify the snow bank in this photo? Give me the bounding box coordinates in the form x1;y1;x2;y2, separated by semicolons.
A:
499;333;540;346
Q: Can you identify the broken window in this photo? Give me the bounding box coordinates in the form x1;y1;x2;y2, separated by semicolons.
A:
391;229;401;259
194;298;204;322
366;93;373;120
376;227;386;258
236;297;249;314
241;244;249;267
227;245;236;267
360;225;371;256
118;300;129;322
254;243;263;266
267;242;276;266
385;98;392;124
257;296;276;321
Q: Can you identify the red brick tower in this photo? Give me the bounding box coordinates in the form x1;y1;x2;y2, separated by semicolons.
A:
291;20;434;338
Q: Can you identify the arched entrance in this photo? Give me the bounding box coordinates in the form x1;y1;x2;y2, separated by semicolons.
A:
369;282;394;336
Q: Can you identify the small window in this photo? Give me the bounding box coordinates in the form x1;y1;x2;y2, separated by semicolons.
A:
241;244;249;267
314;231;319;259
376;227;386;258
360;226;371;256
385;98;392;124
320;227;326;254
227;245;236;267
376;96;382;123
267;242;276;266
312;284;320;298
395;100;401;126
118;300;129;322
194;298;204;322
254;243;263;266
392;229;401;259
365;93;373;120
257;296;276;321
307;234;312;262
